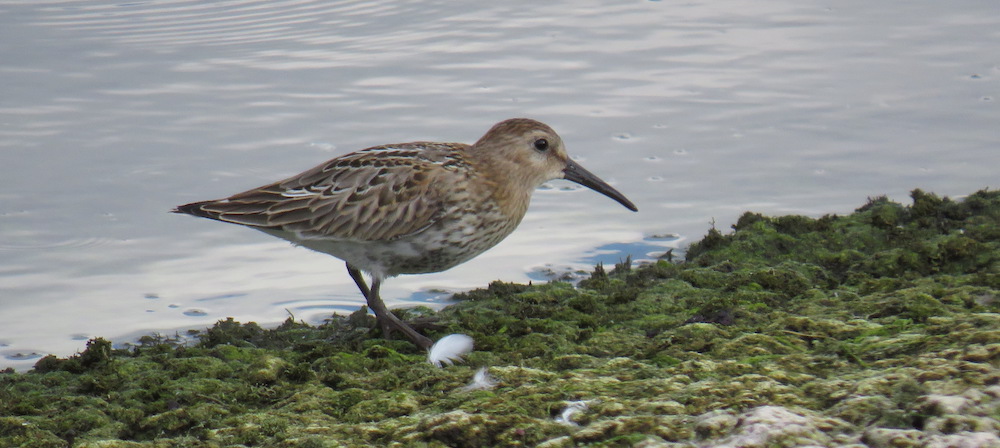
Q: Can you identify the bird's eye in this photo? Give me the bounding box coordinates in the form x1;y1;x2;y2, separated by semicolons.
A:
533;138;549;152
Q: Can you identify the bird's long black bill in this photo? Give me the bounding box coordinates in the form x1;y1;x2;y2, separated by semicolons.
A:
563;159;638;212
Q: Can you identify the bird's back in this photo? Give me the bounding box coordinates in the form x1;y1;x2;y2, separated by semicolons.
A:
175;143;470;239
173;141;525;277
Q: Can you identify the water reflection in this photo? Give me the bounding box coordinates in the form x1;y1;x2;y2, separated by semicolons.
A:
527;234;685;283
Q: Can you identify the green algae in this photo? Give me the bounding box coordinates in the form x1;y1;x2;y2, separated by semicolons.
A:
1;188;999;447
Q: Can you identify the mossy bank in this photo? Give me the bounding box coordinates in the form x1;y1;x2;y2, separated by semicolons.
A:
2;189;999;448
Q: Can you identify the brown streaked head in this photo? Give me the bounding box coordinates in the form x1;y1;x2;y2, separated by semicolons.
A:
473;118;637;212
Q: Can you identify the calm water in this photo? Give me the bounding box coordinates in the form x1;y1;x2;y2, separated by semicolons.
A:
1;0;997;370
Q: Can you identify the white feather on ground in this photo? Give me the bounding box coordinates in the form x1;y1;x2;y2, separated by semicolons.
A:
427;333;474;367
459;367;498;392
554;400;594;426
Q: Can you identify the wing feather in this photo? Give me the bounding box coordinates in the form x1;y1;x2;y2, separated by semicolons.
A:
177;143;470;242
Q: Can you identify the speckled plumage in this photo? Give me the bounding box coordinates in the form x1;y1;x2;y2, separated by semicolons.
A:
174;118;637;349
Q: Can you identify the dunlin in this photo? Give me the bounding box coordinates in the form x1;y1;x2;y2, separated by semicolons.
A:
174;118;637;349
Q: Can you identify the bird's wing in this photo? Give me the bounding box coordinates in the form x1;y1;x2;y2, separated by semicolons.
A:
178;143;470;242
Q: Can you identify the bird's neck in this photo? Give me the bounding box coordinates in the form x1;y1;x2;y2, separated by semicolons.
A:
471;152;535;221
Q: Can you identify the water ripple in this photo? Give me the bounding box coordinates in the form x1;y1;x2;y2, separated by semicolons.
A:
0;236;121;251
32;1;453;53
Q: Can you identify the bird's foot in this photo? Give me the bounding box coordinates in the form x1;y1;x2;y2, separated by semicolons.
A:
376;313;433;350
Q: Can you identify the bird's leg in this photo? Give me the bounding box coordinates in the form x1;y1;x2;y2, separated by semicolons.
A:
347;264;371;298
346;264;433;350
369;279;434;350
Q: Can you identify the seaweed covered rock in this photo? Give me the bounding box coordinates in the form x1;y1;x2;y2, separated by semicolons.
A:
1;189;998;447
